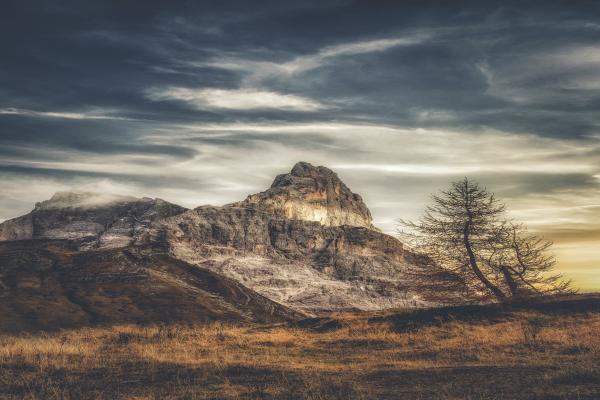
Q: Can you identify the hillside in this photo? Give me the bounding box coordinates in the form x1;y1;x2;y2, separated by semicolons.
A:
0;240;301;332
1;296;598;399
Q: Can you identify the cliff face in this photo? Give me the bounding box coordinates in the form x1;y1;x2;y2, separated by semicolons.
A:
232;162;375;229
154;205;421;313
164;206;403;272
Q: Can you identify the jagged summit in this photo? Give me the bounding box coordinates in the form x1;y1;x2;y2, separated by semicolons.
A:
234;161;375;229
271;161;339;188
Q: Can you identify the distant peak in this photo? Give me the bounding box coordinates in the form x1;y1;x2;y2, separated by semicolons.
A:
34;191;140;211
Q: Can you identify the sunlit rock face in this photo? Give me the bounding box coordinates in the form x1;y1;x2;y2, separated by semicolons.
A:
0;191;186;249
232;162;376;230
157;205;418;314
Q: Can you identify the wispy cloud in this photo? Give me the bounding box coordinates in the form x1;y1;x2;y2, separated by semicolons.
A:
201;34;430;83
479;45;600;104
146;87;324;111
145;121;600;180
332;162;593;175
276;35;429;74
0;107;134;121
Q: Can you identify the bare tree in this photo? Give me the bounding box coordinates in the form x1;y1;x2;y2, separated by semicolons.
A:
400;178;572;303
500;223;572;297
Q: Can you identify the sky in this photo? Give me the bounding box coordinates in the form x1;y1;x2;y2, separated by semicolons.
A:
1;1;599;290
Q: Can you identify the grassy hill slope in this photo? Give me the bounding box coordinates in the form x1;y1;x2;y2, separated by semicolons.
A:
1;295;598;399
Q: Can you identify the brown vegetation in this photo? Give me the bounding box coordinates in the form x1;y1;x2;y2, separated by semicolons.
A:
1;297;599;399
0;240;302;333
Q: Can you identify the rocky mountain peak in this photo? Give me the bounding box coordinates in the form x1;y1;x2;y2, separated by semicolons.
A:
271;161;338;188
290;161;336;179
234;162;375;229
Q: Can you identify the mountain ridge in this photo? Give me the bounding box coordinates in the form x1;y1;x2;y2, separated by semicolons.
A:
0;162;441;329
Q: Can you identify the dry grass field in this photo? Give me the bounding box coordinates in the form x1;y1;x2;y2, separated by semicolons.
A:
1;298;599;400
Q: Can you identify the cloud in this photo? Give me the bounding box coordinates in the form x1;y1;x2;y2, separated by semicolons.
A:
156;121;599;174
201;34;431;84
478;44;600;105
332;162;593;175
267;35;430;75
146;87;324;111
0;107;134;121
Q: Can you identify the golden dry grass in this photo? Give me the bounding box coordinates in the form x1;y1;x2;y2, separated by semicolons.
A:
1;309;599;399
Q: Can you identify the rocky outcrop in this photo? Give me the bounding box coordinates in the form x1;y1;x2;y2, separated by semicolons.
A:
232;162;375;229
164;205;403;274
155;205;423;313
0;192;186;250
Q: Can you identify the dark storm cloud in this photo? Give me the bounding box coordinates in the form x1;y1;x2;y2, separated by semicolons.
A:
1;0;599;223
0;114;198;159
3;1;600;135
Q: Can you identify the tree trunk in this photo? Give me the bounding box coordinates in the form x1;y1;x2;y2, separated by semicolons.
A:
463;222;507;301
500;265;519;298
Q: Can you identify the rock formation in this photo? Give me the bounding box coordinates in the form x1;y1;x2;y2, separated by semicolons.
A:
232;162;375;229
0;191;186;250
157;205;419;313
0;162;437;328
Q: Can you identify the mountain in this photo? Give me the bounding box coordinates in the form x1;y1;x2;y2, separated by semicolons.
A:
0;162;437;329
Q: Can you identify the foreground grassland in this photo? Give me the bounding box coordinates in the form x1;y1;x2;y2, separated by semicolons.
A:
1;302;599;399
